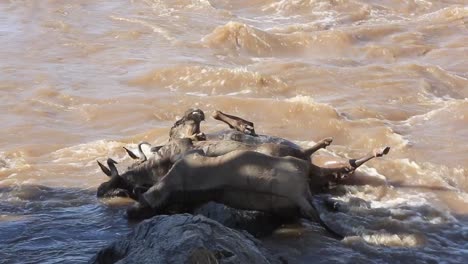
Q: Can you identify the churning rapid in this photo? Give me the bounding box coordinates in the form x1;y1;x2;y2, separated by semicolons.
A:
0;0;467;263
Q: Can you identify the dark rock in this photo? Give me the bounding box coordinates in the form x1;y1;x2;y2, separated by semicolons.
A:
90;214;281;264
194;202;288;237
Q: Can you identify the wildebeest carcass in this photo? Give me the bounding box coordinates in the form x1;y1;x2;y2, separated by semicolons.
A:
126;146;389;239
95;108;390;239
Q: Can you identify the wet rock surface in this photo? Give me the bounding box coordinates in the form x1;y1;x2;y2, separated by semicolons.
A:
90;214;281;264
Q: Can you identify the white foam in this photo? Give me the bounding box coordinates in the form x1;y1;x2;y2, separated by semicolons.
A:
285;94;317;104
355;233;422;247
0;152;30;173
51;140;125;164
226;89;252;96
186;92;208;97
109;15;174;41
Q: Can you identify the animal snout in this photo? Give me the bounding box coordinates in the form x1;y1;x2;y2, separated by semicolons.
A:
190;110;205;121
97;185;131;199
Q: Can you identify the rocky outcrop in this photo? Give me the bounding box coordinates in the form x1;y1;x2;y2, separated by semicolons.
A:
90;214;281;264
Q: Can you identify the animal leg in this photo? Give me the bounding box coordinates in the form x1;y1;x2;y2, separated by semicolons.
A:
212;110;257;136
308;160;356;184
349;146;390;168
314;146;391;182
303;137;333;157
126;201;157;220
297;197;344;239
126;181;172;220
140;181;174;210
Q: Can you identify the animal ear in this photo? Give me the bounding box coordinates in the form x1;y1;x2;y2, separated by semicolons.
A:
123;147;139;160
97;160;112;177
150;145;163;153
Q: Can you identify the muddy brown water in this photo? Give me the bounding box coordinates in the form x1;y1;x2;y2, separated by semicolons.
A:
0;1;467;263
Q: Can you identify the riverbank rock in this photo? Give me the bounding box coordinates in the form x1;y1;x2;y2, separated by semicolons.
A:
90;214;281;264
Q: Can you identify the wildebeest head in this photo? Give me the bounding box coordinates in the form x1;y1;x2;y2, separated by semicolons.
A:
153;138;195;160
169;108;206;140
96;158;135;199
96;156;175;200
183;108;205;123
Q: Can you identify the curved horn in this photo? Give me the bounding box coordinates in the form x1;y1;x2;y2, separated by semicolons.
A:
106;158;119;177
137;142;152;162
150;145;163;153
123;147;139;160
97;160;112;177
124;142;152;162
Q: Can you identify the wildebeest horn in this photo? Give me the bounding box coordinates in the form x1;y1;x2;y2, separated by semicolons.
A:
107;158;119;177
97;160;112;177
124;142;152;162
150;145;163;153
138;142;152;162
123;147;139;160
97;158;118;177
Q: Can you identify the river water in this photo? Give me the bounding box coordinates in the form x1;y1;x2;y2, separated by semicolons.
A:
0;0;467;263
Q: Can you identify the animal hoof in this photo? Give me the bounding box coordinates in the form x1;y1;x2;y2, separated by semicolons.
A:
195;133;207;141
243;126;256;136
375;146;391;157
211;110;221;120
321;137;333;147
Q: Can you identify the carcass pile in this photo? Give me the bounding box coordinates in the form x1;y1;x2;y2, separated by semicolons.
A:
96;109;390;239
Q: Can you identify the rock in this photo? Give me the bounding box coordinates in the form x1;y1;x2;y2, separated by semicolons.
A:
193;202;286;237
90;214;281;264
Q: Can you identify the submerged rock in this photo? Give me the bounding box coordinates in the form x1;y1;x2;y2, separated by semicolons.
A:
90;214;281;264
